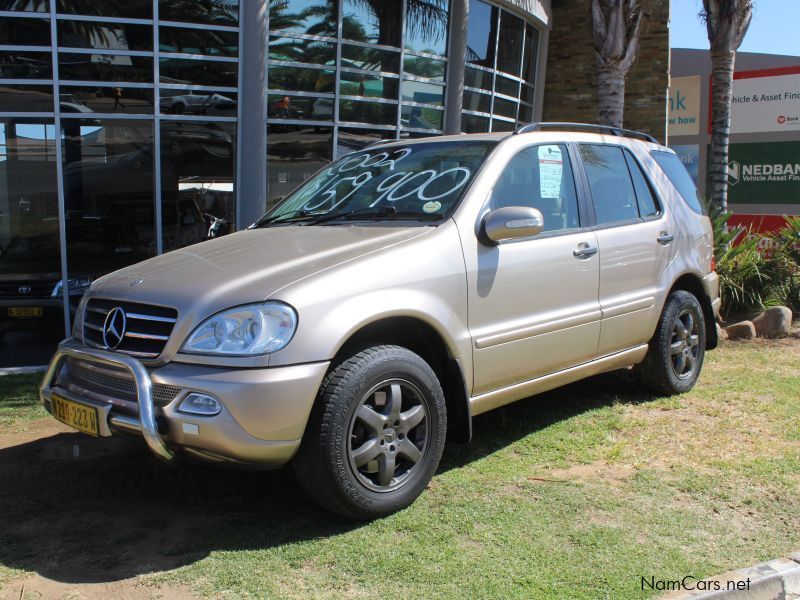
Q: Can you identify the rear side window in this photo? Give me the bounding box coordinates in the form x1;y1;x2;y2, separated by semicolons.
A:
651;150;705;215
579;145;639;225
623;150;660;218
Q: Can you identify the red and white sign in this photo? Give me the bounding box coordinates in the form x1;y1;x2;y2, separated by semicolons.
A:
727;66;800;134
728;213;789;257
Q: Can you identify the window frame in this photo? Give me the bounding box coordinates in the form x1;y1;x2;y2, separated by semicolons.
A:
477;141;591;243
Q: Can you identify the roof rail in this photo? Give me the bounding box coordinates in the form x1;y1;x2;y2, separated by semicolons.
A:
513;122;659;144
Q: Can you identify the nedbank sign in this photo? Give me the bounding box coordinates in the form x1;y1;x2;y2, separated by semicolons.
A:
719;141;800;205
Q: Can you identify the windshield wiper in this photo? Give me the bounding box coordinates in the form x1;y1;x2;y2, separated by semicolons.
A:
256;205;441;228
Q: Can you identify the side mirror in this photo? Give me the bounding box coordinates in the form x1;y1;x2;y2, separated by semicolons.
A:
481;206;544;244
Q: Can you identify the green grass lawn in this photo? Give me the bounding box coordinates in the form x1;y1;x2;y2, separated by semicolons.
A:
0;373;45;431
0;341;798;599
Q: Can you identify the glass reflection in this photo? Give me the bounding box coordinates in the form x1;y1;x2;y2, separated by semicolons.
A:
522;24;538;83
160;27;239;57
59;53;152;82
339;99;396;125
160;121;235;251
466;0;497;68
401;104;443;130
160;89;236;116
403;55;446;80
0;17;51;46
268;94;331;121
464;66;492;92
0;119;64;341
341;44;400;73
267;125;332;208
269;66;335;93
463;90;490;114
58;20;152;52
59;86;153;114
461;113;488;133
270;0;337;37
336;127;390;156
56;0;151;20
159;0;239;26
0;51;52;79
0;0;49;11
342;0;402;47
339;72;398;99
0;85;53;112
269;37;336;65
405;0;449;56
159;57;237;88
62;120;156;282
496;10;523;75
401;80;444;105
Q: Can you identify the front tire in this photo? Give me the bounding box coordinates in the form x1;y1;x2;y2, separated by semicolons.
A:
635;290;706;395
293;345;447;520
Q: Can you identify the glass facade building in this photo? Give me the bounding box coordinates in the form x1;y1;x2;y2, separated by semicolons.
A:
0;0;547;363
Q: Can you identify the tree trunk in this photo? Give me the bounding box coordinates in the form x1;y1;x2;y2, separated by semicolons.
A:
709;49;736;211
597;64;627;129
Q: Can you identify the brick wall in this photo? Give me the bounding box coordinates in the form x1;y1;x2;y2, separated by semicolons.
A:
542;0;670;141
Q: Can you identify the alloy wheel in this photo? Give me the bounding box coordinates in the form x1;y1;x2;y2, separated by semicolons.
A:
347;379;430;493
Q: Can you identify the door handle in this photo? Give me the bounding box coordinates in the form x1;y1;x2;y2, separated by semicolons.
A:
657;232;674;244
573;243;598;258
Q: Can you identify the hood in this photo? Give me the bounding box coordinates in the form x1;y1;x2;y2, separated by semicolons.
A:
88;225;431;317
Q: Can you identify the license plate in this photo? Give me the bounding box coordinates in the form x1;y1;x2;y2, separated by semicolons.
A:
51;394;99;436
8;307;43;317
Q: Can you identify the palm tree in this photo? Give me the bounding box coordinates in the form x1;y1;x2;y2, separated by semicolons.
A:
702;0;753;211
591;0;648;129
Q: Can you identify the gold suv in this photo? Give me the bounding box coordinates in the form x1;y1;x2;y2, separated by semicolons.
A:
41;123;720;519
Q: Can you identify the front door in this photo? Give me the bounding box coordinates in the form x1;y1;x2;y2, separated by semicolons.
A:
461;143;602;396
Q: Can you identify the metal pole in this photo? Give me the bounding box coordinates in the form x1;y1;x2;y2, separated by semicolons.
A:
443;0;468;135
237;0;269;228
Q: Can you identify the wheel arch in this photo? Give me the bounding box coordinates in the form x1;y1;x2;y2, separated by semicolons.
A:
332;316;472;444
668;273;718;350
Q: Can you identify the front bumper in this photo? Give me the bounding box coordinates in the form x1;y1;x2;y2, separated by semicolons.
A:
40;339;329;466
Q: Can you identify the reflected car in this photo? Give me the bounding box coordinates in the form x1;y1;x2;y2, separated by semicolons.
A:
0;217;149;338
159;91;236;116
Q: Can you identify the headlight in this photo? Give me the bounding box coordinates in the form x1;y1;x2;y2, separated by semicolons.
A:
181;302;297;356
52;277;92;297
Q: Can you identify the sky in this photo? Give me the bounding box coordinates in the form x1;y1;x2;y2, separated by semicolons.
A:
670;0;800;57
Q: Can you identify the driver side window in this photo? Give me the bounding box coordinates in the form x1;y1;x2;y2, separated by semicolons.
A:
490;144;580;233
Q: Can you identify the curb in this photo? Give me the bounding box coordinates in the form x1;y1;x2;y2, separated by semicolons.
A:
663;552;800;599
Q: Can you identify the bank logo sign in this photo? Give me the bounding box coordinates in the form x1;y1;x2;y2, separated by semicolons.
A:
668;76;701;136
717;142;800;205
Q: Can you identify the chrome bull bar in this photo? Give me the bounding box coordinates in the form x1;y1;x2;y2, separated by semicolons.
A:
40;338;174;462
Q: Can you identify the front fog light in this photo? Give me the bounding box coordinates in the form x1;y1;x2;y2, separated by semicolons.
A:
178;393;222;416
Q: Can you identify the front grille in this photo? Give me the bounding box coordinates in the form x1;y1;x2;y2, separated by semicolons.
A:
0;280;58;299
84;298;177;359
56;357;182;410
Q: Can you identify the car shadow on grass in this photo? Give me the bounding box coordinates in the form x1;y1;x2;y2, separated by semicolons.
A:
0;369;654;585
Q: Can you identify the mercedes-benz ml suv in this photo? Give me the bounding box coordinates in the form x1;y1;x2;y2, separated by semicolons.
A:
41;123;720;519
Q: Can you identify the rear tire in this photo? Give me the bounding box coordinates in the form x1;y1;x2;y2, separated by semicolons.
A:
292;345;446;520
635;290;706;395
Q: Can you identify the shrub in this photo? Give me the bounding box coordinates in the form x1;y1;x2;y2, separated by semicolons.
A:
710;209;769;320
763;215;800;315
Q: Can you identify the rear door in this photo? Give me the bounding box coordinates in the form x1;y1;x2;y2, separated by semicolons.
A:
463;143;602;395
577;144;675;354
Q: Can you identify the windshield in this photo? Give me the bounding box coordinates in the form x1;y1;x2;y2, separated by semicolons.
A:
257;141;496;226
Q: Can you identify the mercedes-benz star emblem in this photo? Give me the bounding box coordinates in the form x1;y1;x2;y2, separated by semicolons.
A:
102;307;127;350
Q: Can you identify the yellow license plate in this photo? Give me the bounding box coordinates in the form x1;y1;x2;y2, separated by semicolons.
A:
8;307;43;317
51;394;99;436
